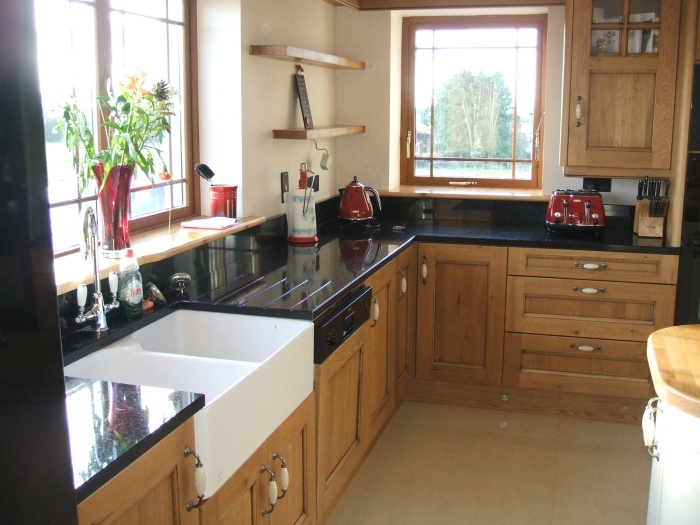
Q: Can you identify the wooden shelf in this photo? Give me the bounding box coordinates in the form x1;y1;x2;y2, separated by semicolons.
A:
272;125;365;140
249;45;365;70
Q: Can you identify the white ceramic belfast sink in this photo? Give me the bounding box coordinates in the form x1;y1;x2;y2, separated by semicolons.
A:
64;309;314;497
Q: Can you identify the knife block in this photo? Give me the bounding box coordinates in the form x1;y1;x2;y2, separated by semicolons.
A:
634;200;666;238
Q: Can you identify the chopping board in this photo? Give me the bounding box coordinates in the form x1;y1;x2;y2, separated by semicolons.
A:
648;325;700;418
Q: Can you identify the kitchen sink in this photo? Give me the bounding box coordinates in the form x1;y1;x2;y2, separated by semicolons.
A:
64;309;314;498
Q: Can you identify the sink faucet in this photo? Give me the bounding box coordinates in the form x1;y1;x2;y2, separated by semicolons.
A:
75;207;119;332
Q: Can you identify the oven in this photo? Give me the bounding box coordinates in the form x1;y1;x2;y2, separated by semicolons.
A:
313;286;372;364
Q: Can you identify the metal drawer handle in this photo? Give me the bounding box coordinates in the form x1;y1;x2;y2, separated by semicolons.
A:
575;95;582;127
272;452;288;499
569;343;602;352
574;261;607;270
260;465;278;515
184;446;207;511
573;286;605;294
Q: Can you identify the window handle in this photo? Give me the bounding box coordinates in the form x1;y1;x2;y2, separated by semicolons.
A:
406;130;411;158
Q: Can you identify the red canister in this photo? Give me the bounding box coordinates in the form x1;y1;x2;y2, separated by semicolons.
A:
209;185;238;218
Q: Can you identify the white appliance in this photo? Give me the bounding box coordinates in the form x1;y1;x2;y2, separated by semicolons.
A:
644;398;700;524
644;325;700;525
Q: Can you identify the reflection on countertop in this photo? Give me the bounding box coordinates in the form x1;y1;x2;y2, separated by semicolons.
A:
64;376;203;502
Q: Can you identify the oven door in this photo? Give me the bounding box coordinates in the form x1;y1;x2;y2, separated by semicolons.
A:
675;246;700;325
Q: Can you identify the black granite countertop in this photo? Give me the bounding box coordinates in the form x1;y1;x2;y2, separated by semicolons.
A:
59;196;680;501
64;376;204;503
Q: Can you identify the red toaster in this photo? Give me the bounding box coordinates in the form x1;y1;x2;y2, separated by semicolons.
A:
545;189;605;233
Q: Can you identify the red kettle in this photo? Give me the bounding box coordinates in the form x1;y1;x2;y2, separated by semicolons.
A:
338;176;382;220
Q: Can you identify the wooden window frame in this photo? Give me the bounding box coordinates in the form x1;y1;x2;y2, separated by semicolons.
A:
400;14;547;190
48;0;200;256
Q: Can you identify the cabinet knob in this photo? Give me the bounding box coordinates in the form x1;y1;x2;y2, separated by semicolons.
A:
396;268;407;300
370;295;380;327
421;255;429;284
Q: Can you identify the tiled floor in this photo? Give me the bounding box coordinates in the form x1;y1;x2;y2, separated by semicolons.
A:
326;401;651;525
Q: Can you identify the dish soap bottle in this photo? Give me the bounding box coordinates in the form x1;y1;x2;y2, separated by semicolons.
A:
118;248;143;318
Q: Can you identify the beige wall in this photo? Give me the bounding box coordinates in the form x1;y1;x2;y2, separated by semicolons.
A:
199;1;644;218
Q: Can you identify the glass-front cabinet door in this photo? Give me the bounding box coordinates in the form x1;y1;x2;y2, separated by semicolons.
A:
564;0;679;176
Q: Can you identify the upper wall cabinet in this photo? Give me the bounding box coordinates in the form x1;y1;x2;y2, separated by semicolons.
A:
561;0;681;178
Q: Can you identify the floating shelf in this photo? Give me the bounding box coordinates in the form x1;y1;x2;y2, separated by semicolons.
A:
250;45;365;70
272;125;365;140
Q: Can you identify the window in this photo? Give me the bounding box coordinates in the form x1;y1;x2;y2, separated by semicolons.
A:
34;0;196;254
401;15;547;189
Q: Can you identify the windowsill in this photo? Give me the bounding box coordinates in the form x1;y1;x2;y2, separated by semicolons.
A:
54;215;266;296
380;185;550;201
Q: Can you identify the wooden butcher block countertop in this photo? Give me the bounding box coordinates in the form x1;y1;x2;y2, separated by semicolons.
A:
648;325;700;417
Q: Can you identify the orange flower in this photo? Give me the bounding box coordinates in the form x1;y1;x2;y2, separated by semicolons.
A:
121;68;147;93
157;171;173;181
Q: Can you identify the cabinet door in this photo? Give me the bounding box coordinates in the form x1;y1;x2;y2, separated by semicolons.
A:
564;0;680;172
393;244;417;405
364;263;395;445
78;419;199;525
315;324;368;521
416;243;508;386
266;394;316;525
199;445;266;525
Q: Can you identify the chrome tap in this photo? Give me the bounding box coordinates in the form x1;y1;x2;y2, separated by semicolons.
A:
75;207;119;332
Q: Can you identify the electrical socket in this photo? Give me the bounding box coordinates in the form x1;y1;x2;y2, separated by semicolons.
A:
583;177;611;192
280;172;289;203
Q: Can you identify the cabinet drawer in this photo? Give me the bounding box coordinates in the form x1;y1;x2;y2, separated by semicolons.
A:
508;247;678;284
506;276;675;341
503;333;655;399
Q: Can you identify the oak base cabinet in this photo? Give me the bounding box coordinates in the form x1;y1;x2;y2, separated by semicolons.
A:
504;247;678;400
416;243;507;386
77;418;200;525
393;244;417;406
200;393;316;525
315;324;368;523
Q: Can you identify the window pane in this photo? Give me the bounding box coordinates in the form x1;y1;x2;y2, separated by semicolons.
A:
415;49;433;158
416;29;433;49
518;28;539;47
433;160;515;179
415;160;431;178
514;161;532;180
431;48;516;159
110;0;167;18
434;28;518;48
50;203;92;252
